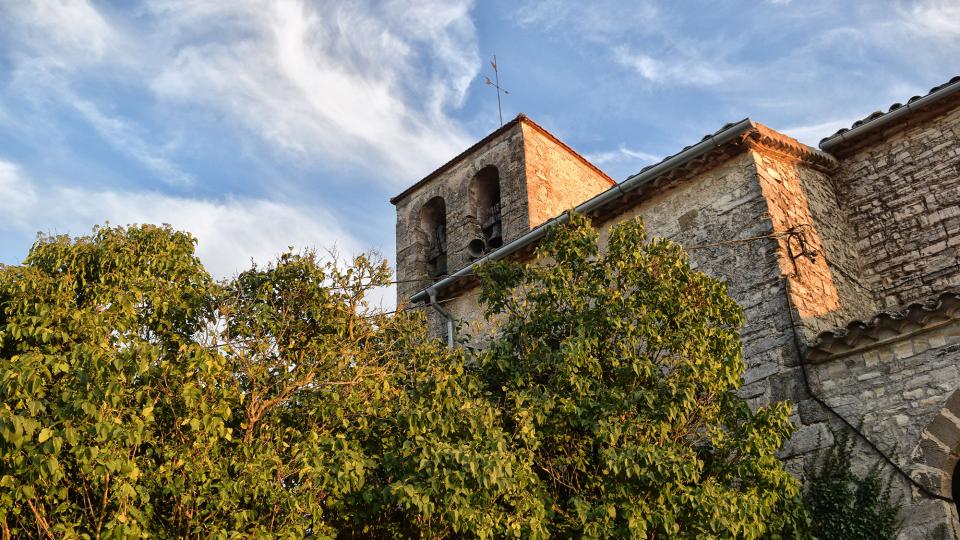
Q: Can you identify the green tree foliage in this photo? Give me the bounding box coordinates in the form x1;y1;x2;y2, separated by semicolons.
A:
0;225;544;538
803;430;900;540
1;217;808;538
476;213;806;538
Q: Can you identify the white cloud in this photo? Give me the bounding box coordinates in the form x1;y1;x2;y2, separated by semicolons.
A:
780;117;862;146
0;160;39;225
0;156;396;309
2;0;118;65
3;0;481;188
901;0;960;41
147;0;479;184
0;158;360;279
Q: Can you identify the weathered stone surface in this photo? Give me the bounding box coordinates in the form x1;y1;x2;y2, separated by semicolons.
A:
834;104;960;308
809;319;960;536
798;398;830;424
778;421;833;458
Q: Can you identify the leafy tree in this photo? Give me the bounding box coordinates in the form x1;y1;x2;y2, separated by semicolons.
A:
476;213;807;538
1;217;809;538
0;225;543;538
803;430;900;540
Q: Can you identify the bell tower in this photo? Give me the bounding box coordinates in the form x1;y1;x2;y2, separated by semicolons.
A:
391;114;616;303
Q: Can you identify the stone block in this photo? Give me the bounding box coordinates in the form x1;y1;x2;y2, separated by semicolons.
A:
780;422;833;458
769;368;805;403
798;399;830;424
927;413;960;449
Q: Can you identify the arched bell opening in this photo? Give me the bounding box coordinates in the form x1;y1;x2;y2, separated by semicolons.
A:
417;197;448;278
468;166;503;259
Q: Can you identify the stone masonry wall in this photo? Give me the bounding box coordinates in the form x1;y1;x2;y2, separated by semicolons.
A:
403;119;960;537
519;121;616;228
596;152;807;417
394;118;616;305
752;146;878;339
808;321;960;539
795;164;879;331
425;147;853;470
833;103;960;309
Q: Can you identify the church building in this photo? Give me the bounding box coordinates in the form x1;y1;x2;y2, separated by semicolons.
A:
391;75;960;538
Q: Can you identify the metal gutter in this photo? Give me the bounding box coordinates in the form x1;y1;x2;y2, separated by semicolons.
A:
410;118;757;304
819;77;960;152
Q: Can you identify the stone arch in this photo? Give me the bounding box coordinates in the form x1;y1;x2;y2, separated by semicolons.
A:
467;165;503;255
417;196;448;278
912;390;960;504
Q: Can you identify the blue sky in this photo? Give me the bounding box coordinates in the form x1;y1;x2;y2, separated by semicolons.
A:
1;0;958;307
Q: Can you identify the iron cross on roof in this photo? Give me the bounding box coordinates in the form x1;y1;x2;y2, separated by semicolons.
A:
484;55;509;127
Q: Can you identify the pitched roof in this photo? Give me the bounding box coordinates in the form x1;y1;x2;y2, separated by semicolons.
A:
808;291;960;363
819;75;960;151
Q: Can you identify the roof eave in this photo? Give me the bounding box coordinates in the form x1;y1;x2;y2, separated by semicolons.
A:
819;76;960;152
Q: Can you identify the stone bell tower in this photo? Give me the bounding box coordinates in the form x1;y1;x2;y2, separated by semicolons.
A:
391;114;617;303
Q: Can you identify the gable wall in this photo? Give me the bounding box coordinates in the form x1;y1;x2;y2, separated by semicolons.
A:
519;122;616;229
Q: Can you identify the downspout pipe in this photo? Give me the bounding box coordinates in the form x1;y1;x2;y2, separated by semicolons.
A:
410;118;758;304
427;286;454;349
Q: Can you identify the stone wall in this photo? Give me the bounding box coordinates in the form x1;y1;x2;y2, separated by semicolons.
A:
399;112;960;537
420;142;882;472
751;144;877;339
833;103;960;309
808;320;960;539
595;152;795;413
519;121;616;228
795;163;879;332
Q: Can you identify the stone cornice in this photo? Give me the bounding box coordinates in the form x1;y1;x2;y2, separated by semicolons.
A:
744;123;838;172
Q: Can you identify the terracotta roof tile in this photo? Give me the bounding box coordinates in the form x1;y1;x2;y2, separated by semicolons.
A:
630;121;744;177
808;291;960;362
819;75;960;148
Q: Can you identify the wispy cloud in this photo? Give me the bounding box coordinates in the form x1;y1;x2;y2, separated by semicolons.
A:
147;0;479;184
0;160;38;227
585;146;659;167
71;97;194;187
1;0;118;65
513;0;660;40
2;0;482;188
899;0;960;41
612;46;730;86
780;118;862;146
